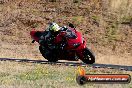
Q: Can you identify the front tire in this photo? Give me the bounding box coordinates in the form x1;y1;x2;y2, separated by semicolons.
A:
82;48;95;64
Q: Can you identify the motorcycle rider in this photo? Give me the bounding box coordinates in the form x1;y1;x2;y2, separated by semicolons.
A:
39;22;68;50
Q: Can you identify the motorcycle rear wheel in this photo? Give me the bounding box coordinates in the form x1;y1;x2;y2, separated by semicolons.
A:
82;48;95;64
39;46;47;59
39;46;58;62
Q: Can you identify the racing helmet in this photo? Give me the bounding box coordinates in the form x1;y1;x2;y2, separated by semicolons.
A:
48;22;60;32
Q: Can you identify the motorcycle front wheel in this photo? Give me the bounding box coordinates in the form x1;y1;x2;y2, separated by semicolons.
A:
82;48;95;64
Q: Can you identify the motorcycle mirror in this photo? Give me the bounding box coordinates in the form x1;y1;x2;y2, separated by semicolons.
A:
68;23;75;28
32;40;35;43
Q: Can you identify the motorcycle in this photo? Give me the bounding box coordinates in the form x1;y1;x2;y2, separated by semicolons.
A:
30;24;95;64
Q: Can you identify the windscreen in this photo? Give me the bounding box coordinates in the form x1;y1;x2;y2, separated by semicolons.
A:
65;29;77;39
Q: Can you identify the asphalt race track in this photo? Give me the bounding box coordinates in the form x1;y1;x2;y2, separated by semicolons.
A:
0;58;132;71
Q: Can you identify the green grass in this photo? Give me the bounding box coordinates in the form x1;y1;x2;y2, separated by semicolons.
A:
121;16;132;23
92;15;100;22
0;0;132;87
0;61;131;88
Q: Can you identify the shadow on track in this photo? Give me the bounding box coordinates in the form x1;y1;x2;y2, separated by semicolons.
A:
0;58;132;71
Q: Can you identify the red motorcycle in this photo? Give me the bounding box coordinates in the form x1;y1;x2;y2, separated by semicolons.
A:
30;24;95;64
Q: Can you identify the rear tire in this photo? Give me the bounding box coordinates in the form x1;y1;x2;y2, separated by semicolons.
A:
39;46;47;59
39;46;58;62
47;52;58;62
82;48;95;64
